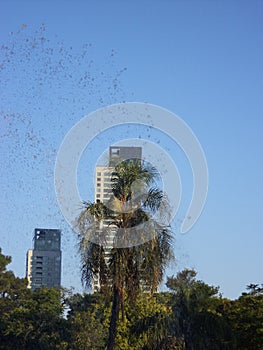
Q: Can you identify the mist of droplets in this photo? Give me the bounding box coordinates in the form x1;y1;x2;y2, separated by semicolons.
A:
0;23;128;290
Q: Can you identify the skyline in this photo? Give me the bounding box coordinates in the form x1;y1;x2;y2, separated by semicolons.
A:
1;1;263;299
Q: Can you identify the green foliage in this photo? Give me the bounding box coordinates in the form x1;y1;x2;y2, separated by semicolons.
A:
220;288;263;349
0;287;69;349
0;248;69;350
1;248;262;350
66;292;172;350
166;269;231;350
66;292;110;349
126;293;172;349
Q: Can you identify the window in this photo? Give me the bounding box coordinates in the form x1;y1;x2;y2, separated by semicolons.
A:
104;183;113;188
111;148;120;156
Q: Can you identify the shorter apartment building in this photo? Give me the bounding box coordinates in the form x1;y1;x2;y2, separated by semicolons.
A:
26;228;62;290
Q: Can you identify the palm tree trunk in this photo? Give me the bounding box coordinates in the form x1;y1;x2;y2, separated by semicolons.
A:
107;285;120;350
121;281;125;321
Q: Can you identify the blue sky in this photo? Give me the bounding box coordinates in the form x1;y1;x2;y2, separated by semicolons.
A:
0;0;262;299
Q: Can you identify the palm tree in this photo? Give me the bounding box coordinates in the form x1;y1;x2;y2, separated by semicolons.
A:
77;159;174;350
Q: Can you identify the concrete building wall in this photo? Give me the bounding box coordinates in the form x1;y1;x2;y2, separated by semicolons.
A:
26;249;33;289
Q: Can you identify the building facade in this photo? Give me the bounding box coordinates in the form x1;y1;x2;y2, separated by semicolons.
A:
26;228;62;290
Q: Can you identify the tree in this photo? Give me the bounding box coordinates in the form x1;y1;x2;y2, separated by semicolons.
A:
0;248;29;349
166;269;230;350
77;159;174;350
0;247;28;298
129;292;173;350
66;293;109;349
0;248;68;350
221;284;263;349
